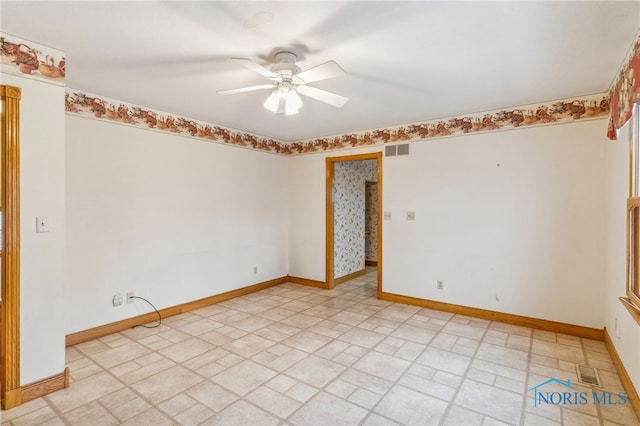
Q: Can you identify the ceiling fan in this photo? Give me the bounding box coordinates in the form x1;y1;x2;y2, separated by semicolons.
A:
217;51;348;115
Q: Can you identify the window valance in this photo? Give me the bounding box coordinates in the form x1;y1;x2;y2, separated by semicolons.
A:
608;35;640;140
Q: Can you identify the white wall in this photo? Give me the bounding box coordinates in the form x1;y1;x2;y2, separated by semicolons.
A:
65;116;289;334
604;118;640;395
2;73;66;385
289;121;607;328
383;120;606;328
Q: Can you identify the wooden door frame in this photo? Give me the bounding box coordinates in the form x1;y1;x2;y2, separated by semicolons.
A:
326;152;382;294
1;85;21;409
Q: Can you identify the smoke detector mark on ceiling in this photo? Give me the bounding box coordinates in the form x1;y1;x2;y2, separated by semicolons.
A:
243;12;274;29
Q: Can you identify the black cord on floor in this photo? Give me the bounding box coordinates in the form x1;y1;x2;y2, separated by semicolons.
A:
131;295;162;328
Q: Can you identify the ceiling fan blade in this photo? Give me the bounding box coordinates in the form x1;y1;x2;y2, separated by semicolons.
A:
231;58;277;78
297;85;349;108
296;61;345;84
217;84;275;95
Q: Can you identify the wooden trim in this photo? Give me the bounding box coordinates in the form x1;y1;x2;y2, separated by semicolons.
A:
325;157;335;289
630;124;635;198
286;275;328;289
604;328;640;421
630;103;638;199
376;153;383;298
379;291;604;341
326;152;383;293
3;388;21;409
67;309;178;347
626;197;640;311
334;268;366;285
20;368;69;404
66;276;288;346
325;152;385;163
1;85;21;410
365;260;378;267
0;86;21;99
620;297;640;326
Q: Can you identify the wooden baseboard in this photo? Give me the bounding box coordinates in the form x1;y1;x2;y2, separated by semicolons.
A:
379;292;604;341
365;260;378;267
604;327;640;421
334;268;366;285
286;275;328;289
66;277;288;346
20;367;69;404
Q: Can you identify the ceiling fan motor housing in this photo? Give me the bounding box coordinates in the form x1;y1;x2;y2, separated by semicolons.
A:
271;51;301;76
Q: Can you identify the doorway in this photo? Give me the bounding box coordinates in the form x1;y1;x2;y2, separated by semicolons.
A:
326;152;382;294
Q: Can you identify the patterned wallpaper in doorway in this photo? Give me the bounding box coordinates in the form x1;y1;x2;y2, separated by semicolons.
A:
334;160;378;278
365;181;378;262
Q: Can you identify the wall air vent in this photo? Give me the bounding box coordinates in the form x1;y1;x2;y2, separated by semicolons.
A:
385;144;409;157
397;143;409;156
576;365;601;387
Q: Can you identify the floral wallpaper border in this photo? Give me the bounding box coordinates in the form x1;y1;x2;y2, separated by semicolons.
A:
293;94;609;154
65;88;610;157
65;91;288;154
1;33;65;86
607;32;640;140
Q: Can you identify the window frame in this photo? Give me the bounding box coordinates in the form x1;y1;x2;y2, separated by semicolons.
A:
625;102;640;321
626;198;640;307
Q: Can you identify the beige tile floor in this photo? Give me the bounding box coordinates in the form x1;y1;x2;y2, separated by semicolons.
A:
2;268;639;425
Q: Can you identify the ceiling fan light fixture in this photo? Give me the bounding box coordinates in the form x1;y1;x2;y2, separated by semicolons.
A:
264;87;303;115
285;91;303;115
263;91;281;113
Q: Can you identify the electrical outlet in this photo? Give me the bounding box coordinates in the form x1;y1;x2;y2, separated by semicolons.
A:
437;280;444;290
126;292;135;304
253;266;258;274
112;294;123;307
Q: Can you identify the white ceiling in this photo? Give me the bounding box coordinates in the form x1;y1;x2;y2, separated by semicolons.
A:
1;1;639;142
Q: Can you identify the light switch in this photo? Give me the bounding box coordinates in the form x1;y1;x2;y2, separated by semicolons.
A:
383;211;392;220
36;216;49;233
406;211;416;221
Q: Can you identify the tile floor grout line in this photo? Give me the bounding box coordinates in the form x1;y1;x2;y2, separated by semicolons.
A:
92;329;188;424
351;290;436;426
113;325;235;423
276;285;380;424
292;274;388;425
520;322;535;426
156;318;273;423
437;316;493;426
581;337;606;426
42;393;73;426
